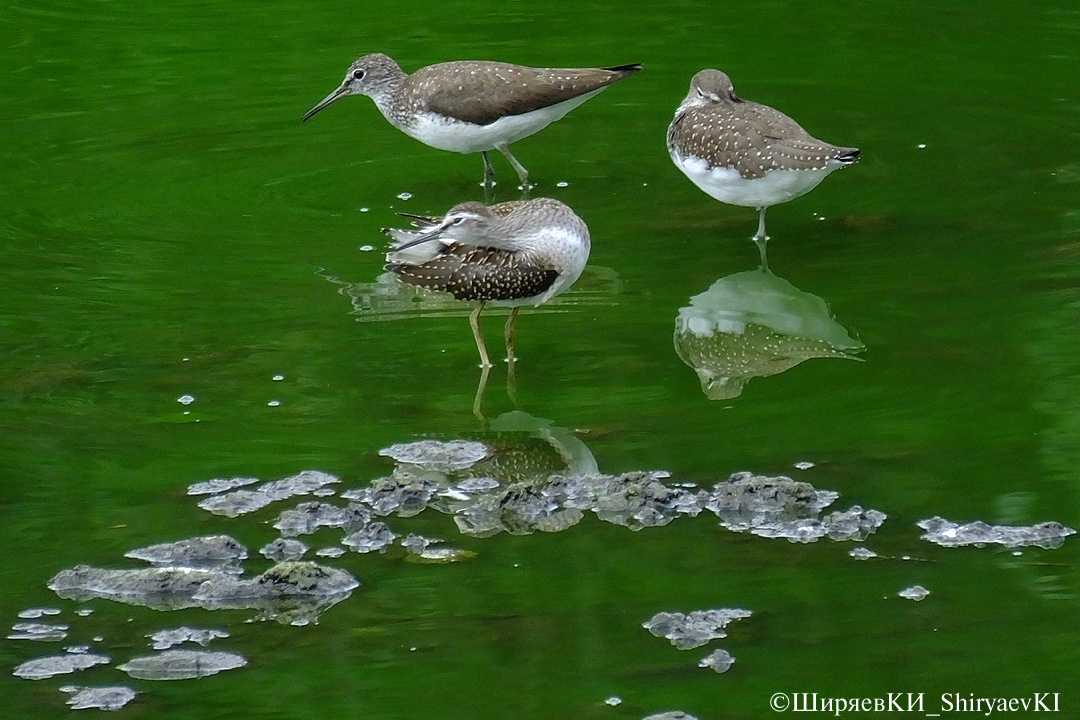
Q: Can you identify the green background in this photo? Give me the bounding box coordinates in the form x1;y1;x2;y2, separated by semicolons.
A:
2;0;1077;717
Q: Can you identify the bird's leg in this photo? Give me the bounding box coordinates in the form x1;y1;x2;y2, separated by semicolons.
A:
753;206;769;242
753;207;770;271
481;151;497;202
503;307;519;364
754;235;770;273
482;151;496;188
495;143;532;194
473;363;490;423
504;307;521;409
470;301;492;369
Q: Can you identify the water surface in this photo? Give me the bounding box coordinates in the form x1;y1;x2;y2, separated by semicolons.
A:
2;0;1078;717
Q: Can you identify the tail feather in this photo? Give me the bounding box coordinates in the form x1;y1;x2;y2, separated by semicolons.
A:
604;62;643;77
836;147;860;164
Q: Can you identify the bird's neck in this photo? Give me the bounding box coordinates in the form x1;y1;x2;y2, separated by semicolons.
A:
369;71;408;122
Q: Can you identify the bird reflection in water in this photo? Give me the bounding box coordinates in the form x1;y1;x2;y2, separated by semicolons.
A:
674;265;864;399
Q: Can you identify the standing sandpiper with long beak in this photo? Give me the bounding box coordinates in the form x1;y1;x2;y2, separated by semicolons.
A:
303;53;641;190
667;69;859;265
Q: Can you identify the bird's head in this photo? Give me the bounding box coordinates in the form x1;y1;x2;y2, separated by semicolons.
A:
684;69;739;106
302;53;404;121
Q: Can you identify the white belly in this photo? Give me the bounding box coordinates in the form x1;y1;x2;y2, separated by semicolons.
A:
399;90;603;154
495;226;591;307
672;153;844;208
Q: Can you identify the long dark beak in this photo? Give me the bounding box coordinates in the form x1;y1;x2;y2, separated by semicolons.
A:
392;225;447;252
302;83;349;122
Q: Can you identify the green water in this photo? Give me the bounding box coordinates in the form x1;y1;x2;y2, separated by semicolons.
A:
3;0;1079;716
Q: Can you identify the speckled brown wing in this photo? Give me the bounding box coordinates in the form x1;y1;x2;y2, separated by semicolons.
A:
670;101;859;180
416;62;641;126
387;244;558;302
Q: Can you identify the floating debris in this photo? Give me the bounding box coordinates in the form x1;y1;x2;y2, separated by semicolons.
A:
794;461;815;470
605;696;622;706
193;561;359;625
118;649;247;680
315;547;345;558
49;566;226;611
50;561;355;626
273;501;370;537
186;477;260;496
125;535;248;573
342;522;398;553
347;472;439;517
196;471;340;517
898;585;930;602
259;470;340;501
260;538;309;561
60;685;138;711
707;472;836;524
644;713;699;720
699;648;735;673
448;481;582;538
916;517;1076;549
148;627;229;650
849;546;878;560
561;471;703;531
643;609;753;650
17;607;61;619
7;622;69;642
379;439;489;472
399;534;476;563
13;653;110;680
198;490;275;518
706;473;884;543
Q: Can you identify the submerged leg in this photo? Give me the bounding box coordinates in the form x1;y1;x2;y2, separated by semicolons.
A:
754;235;770;273
481;152;497;203
470;301;491;369
473;363;490;422
495;143;532;192
753;206;769;242
504;307;521;408
503;307;520;364
482;151;496;188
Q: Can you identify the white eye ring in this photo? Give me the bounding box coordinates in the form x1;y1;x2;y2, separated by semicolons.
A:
351;69;366;81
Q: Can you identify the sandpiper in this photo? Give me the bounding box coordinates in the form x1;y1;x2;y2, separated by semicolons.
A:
382;197;590;369
667;69;859;256
303;53;641;188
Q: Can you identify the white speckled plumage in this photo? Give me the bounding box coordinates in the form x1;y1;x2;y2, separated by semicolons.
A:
304;53;640;186
667;69;859;244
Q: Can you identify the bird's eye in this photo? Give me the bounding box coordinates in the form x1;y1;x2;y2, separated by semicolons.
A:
351;69;366;81
451;217;465;225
